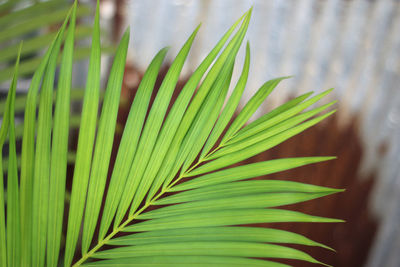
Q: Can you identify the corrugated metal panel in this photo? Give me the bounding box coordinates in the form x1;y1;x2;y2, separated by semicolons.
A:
121;0;400;266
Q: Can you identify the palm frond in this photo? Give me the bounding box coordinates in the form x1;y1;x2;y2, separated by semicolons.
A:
64;3;102;265
31;7;71;266
47;2;77;266
0;42;22;267
0;2;343;267
0;0;115;174
0;0;113;83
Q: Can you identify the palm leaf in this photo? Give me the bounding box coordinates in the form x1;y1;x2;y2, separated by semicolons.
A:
81;26;129;255
0;0;118;183
107;226;333;250
0;42;22;267
31;7;71;266
64;2;102;265
0;2;343;267
19;15;69;266
92;242;327;265
47;2;77;266
0;0;114;83
81;256;290;267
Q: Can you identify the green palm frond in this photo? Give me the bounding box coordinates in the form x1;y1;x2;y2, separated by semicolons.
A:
0;0;113;83
1;2;343;267
0;0;121;171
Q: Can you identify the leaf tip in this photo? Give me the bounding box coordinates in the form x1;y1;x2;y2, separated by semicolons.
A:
319;243;336;252
327;109;337;116
194;23;202;34
18;41;23;51
124;25;131;35
247;6;254;17
318;261;334;267
325;87;335;95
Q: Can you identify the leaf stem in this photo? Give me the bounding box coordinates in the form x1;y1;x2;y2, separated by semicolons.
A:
72;198;152;266
73;141;224;266
73;175;182;266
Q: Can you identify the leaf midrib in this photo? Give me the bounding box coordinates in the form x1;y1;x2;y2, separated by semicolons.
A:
72;173;192;266
72;140;214;267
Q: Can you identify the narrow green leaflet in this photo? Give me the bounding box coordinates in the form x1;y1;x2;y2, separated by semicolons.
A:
157;50;234;197
178;55;234;176
208;101;336;159
200;41;251;159
139;192;334;219
114;26;199;227
0;25;92;63
174;157;335;191
226;88;334;145
0;88;96;116
148;11;251;200
3;44;21;267
7;105;108;145
164;15;249;185
131;15;250;215
156;180;342;205
232;91;313;143
0;144;6;267
220;76;291;145
108;226;331;250
81;28;129;254
0;45;115;83
189;110;336;176
31;11;71;267
19;19;69;267
0;4;90;43
98;47;169;241
0;0;67;28
145;10;251;203
92;241;325;266
0;90;9;267
82;256;289;267
47;3;76;267
124;209;342;232
64;3;101;265
3;152;76;175
0;50;18;266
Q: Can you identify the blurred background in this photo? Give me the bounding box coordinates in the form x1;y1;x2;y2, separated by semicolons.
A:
1;0;400;266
